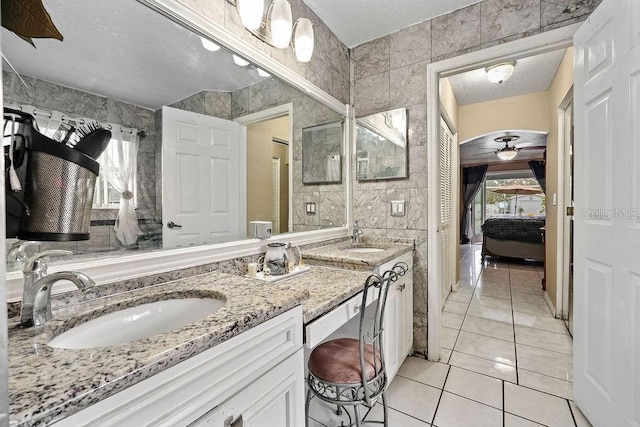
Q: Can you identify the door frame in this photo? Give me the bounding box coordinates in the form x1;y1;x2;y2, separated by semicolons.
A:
235;103;294;234
557;89;574;322
426;23;581;361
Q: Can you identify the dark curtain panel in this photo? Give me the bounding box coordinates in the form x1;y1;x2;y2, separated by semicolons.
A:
529;160;546;193
460;164;488;244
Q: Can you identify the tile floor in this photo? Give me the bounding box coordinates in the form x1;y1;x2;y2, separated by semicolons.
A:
307;244;593;427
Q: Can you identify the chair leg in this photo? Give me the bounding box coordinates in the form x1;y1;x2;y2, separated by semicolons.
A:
305;387;313;427
354;405;362;427
379;392;389;427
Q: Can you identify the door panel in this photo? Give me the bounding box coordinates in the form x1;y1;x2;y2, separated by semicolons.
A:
574;0;640;425
162;106;242;249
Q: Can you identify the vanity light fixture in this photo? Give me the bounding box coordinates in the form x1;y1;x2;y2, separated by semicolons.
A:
257;68;271;77
200;36;221;52
228;0;315;63
292;18;314;63
233;54;250;67
486;61;516;84
270;0;293;48
237;0;265;30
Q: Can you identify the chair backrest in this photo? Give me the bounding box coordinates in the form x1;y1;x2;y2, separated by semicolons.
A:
358;261;409;405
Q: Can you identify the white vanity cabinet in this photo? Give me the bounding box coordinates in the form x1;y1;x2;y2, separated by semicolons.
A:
377;252;413;381
304;250;414;384
54;307;304;427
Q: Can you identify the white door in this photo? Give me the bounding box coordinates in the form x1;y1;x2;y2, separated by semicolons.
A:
439;117;457;306
573;0;640;425
162;106;243;249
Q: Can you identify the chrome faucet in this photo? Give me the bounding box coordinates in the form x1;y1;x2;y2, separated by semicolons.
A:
7;241;39;269
352;220;363;243
20;250;95;327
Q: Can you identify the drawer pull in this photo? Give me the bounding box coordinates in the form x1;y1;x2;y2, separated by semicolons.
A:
354;304;361;313
397;283;406;292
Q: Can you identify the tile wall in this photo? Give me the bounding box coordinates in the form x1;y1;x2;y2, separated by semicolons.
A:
351;0;602;355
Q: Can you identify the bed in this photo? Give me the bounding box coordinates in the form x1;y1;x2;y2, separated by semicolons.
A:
481;215;545;261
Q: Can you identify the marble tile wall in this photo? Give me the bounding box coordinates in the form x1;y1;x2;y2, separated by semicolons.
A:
230;78;347;231
351;0;602;356
3;71;159;253
175;0;350;105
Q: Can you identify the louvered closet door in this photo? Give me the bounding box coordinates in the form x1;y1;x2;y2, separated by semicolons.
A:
440;117;457;306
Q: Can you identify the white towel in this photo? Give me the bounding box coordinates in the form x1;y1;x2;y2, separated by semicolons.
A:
326;155;340;181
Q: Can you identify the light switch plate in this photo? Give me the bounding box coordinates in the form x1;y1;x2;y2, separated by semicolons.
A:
305;202;316;215
391;200;406;217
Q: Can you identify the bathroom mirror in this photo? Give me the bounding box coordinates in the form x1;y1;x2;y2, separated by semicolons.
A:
1;0;347;271
302;121;343;184
356;108;408;181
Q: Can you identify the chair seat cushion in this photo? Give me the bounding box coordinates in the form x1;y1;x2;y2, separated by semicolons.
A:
308;338;381;384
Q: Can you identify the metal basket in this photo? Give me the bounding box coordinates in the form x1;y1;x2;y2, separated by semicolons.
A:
17;129;99;241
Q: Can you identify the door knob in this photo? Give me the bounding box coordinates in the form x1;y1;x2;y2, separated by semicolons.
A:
167;221;182;229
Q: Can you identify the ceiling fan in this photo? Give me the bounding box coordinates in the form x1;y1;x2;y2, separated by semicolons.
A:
474;135;546;161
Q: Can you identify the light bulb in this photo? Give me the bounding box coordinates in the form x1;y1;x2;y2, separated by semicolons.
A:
257;68;271;77
200;37;220;52
233;54;250;67
270;0;293;49
237;0;264;31
293;18;314;62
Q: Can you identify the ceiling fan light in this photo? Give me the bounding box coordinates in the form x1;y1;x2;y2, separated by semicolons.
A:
486;61;516;84
270;0;293;49
497;150;518;161
237;0;265;31
293;18;314;62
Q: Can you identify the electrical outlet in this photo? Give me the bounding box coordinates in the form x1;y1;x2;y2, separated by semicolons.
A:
391;201;406;217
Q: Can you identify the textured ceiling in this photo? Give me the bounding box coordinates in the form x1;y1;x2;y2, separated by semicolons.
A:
459;130;548;166
448;49;567;105
302;0;481;48
1;0;267;110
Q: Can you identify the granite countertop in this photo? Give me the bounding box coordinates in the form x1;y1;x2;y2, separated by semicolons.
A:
8;271;308;427
301;238;414;271
8;265;375;427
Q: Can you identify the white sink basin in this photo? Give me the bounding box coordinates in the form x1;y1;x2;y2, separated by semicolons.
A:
342;247;386;253
48;298;225;349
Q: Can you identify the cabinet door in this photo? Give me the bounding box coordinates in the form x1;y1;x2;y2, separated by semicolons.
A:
383;287;401;381
401;272;414;357
193;349;305;427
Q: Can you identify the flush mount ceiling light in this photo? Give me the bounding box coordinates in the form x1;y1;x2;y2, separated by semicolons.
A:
486;61;516;84
200;37;220;52
232;54;250;67
228;0;315;63
257;68;271;77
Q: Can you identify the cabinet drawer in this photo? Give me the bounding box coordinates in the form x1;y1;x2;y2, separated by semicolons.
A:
54;306;303;427
305;290;376;348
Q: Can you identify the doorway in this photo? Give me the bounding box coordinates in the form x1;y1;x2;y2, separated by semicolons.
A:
426;23;580;362
235;104;294;237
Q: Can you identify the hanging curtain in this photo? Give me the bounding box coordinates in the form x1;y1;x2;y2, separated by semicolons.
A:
528;160;546;193
460;164;488;244
107;127;142;246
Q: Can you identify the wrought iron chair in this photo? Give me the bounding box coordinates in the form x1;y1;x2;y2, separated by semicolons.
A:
305;262;409;426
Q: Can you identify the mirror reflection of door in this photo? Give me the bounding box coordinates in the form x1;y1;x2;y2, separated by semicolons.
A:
246;116;290;236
